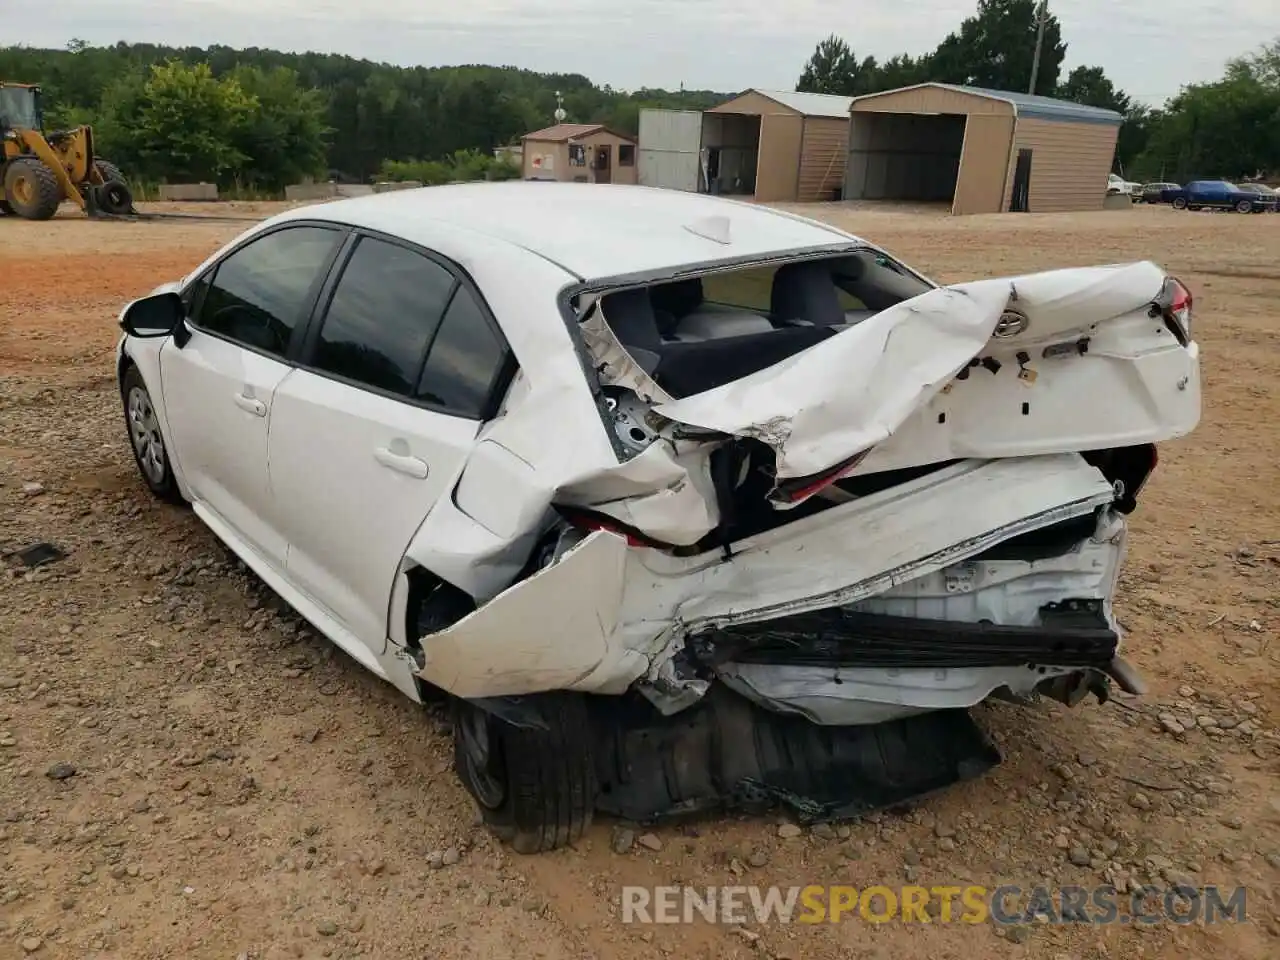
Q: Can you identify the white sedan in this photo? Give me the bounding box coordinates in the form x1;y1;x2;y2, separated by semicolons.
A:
117;182;1201;852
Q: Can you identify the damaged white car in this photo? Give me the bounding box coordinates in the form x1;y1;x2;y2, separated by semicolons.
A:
116;182;1201;852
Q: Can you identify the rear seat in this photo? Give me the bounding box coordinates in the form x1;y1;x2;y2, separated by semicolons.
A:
600;288;834;397
654;327;834;396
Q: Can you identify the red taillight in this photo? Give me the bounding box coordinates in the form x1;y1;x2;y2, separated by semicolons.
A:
771;450;870;506
561;511;662;548
1131;443;1158;502
1157;276;1193;344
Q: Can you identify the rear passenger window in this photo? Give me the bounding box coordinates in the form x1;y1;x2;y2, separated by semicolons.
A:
701;265;776;311
416;286;509;419
197;226;340;357
312;237;457;396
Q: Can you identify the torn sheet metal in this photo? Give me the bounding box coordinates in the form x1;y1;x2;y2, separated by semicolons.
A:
413;258;1193;571
848;261;1199;475
580;300;672;404
653;282;1015;480
718;663;1080;726
416;453;1116;700
415;530;638;698
656;453;1116;630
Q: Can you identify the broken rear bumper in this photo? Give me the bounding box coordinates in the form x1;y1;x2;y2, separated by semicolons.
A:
690;601;1120;670
698;602;1144;725
415;453;1123;711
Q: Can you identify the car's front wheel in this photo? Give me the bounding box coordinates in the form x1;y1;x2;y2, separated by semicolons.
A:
1171;197;1187;210
452;693;597;854
1235;199;1253;213
121;364;182;503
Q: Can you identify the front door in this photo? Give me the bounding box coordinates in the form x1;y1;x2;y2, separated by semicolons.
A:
160;224;345;565
1010;149;1033;212
594;145;612;184
268;233;513;654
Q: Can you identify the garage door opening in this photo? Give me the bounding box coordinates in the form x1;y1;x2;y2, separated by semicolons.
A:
701;113;760;197
843;113;967;204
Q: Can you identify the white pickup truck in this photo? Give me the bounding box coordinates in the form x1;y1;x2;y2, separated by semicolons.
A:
1108;173;1142;198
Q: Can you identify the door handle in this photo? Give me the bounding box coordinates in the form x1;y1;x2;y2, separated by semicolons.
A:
233;393;267;417
374;446;429;479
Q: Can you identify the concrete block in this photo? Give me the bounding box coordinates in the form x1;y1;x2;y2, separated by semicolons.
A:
373;180;423;193
158;182;219;201
285;182;339;202
1103;193;1135;211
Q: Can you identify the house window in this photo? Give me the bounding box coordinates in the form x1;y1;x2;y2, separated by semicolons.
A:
568;144;586;166
619;144;636;167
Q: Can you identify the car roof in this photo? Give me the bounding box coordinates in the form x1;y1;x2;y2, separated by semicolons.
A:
272;182;861;281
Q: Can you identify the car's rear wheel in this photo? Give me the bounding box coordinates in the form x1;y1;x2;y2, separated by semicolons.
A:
121;364;183;503
452;693;597;854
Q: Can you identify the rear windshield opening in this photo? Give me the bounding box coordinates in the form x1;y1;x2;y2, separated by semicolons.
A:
593;250;932;398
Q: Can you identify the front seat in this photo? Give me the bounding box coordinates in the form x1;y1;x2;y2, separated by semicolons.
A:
770;260;846;328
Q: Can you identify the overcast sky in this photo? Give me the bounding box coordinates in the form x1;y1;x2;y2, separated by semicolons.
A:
14;0;1275;107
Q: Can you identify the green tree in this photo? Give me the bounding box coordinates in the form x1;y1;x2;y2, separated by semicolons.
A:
797;35;882;96
1135;74;1280;180
1227;38;1280;89
0;40;734;183
797;35;859;94
875;54;929;91
1057;65;1130;112
117;61;256;181
1115;104;1154;177
228;65;329;189
930;0;1066;95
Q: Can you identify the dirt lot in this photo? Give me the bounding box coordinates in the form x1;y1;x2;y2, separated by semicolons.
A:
1;199;1278;960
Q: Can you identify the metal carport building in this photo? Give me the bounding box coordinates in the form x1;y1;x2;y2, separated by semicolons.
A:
637;90;853;203
842;83;1123;215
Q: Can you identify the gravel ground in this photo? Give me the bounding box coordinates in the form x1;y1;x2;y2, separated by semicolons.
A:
1;199;1278;960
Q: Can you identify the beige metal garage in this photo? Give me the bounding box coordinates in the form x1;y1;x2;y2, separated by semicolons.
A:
703;90;853;203
843;83;1123;215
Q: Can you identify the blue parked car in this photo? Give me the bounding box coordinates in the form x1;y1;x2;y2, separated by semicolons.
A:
1169;180;1279;213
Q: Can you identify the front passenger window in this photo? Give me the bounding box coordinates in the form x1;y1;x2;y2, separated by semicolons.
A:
196;226;341;358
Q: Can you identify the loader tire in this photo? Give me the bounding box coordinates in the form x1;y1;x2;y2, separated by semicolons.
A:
3;158;62;220
93;159;124;184
96;179;134;216
452;693;597;854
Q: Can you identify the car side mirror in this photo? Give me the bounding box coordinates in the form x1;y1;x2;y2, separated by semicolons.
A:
120;292;186;341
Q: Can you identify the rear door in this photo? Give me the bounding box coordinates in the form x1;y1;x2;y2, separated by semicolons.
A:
159;224;345;565
267;232;515;655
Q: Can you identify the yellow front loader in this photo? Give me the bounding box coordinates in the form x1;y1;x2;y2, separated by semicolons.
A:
1;81;133;220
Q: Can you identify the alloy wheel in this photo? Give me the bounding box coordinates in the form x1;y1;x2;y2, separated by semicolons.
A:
126;386;166;485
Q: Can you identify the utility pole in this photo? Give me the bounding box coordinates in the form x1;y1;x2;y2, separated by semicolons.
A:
1028;0;1048;94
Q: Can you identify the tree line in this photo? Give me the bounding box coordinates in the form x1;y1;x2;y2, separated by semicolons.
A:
2;0;1275;192
0;40;723;190
797;0;1280;182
